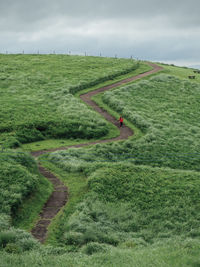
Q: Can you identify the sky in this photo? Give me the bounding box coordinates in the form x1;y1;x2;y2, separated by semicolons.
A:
0;0;200;67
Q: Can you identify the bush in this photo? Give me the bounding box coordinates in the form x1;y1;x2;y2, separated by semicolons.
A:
16;238;40;251
63;232;84;246
16;127;45;143
4;243;22;254
4;137;21;148
81;242;110;255
0;214;10;231
0;231;16;248
0;227;40;253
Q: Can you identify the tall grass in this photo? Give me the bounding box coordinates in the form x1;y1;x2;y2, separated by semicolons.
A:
49;74;200;171
0;151;52;231
51;164;200;248
2;60;200;265
0;55;138;147
42;72;200;261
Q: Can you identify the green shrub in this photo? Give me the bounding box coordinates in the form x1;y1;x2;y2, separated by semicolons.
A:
0;214;10;231
0;231;16;248
0;227;40;253
81;242;110;255
16;238;39;251
16;127;45;143
63;232;84;246
3;136;21;148
4;243;22;254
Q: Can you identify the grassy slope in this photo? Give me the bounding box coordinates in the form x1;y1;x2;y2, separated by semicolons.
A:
0;54;139;148
92;62;199;132
30;63;200;264
2;60;200;265
0;151;52;231
90;73;200;171
21;61;151;152
159;63;200;82
24;61;153;243
44;160;200;246
0;57;150;239
75;61;153;97
12;171;53;231
38;158;88;246
21;126;119;152
91;62;162;142
1;239;200;267
0;55;143;232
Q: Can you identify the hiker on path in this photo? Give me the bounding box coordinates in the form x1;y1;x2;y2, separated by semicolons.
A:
119;116;124;127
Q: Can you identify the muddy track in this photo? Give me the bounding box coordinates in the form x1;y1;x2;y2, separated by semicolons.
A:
31;62;163;243
31;164;68;243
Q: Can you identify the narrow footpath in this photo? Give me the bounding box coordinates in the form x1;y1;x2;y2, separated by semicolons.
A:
31;62;163;243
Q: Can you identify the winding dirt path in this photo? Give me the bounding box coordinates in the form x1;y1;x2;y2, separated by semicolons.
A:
31;62;163;242
31;164;68;243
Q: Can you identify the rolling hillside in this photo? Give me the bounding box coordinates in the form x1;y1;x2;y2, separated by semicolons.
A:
0;55;200;267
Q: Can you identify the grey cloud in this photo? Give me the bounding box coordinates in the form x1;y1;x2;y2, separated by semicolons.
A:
0;0;200;65
1;0;200;29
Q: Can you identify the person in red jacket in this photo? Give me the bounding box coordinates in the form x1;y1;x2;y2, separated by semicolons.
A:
119;116;123;127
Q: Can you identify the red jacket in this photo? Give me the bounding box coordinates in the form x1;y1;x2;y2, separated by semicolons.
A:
119;117;123;122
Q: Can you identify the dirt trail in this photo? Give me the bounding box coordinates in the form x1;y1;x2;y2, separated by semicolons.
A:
31;164;68;243
31;62;163;242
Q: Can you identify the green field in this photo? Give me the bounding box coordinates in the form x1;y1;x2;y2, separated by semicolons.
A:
1;56;200;266
159;63;200;82
42;160;200;245
47;73;200;172
0;54;140;149
95;73;200;171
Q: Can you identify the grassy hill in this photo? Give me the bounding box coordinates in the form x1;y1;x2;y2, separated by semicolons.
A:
0;56;200;266
49;73;200;171
43;163;200;246
0;54;143;149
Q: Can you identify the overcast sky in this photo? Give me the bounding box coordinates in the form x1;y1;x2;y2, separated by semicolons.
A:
0;0;200;66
